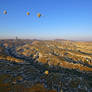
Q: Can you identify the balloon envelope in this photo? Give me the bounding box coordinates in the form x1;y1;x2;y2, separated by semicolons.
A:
44;70;49;75
27;12;30;16
4;10;7;15
37;13;41;18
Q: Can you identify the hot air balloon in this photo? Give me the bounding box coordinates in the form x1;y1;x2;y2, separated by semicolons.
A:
37;13;41;18
3;10;7;15
44;70;49;75
27;12;30;16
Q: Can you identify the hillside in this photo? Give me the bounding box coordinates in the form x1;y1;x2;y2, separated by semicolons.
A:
0;39;92;92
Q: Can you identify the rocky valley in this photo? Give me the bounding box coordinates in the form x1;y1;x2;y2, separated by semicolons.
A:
0;39;92;92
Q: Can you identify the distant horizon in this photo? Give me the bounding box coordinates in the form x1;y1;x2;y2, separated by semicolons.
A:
0;36;92;42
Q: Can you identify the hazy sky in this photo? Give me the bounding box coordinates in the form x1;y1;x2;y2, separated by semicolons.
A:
0;0;92;40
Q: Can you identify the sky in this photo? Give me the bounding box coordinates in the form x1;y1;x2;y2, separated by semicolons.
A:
0;0;92;40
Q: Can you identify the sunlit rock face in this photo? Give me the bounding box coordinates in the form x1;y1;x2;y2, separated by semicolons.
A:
16;40;92;71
